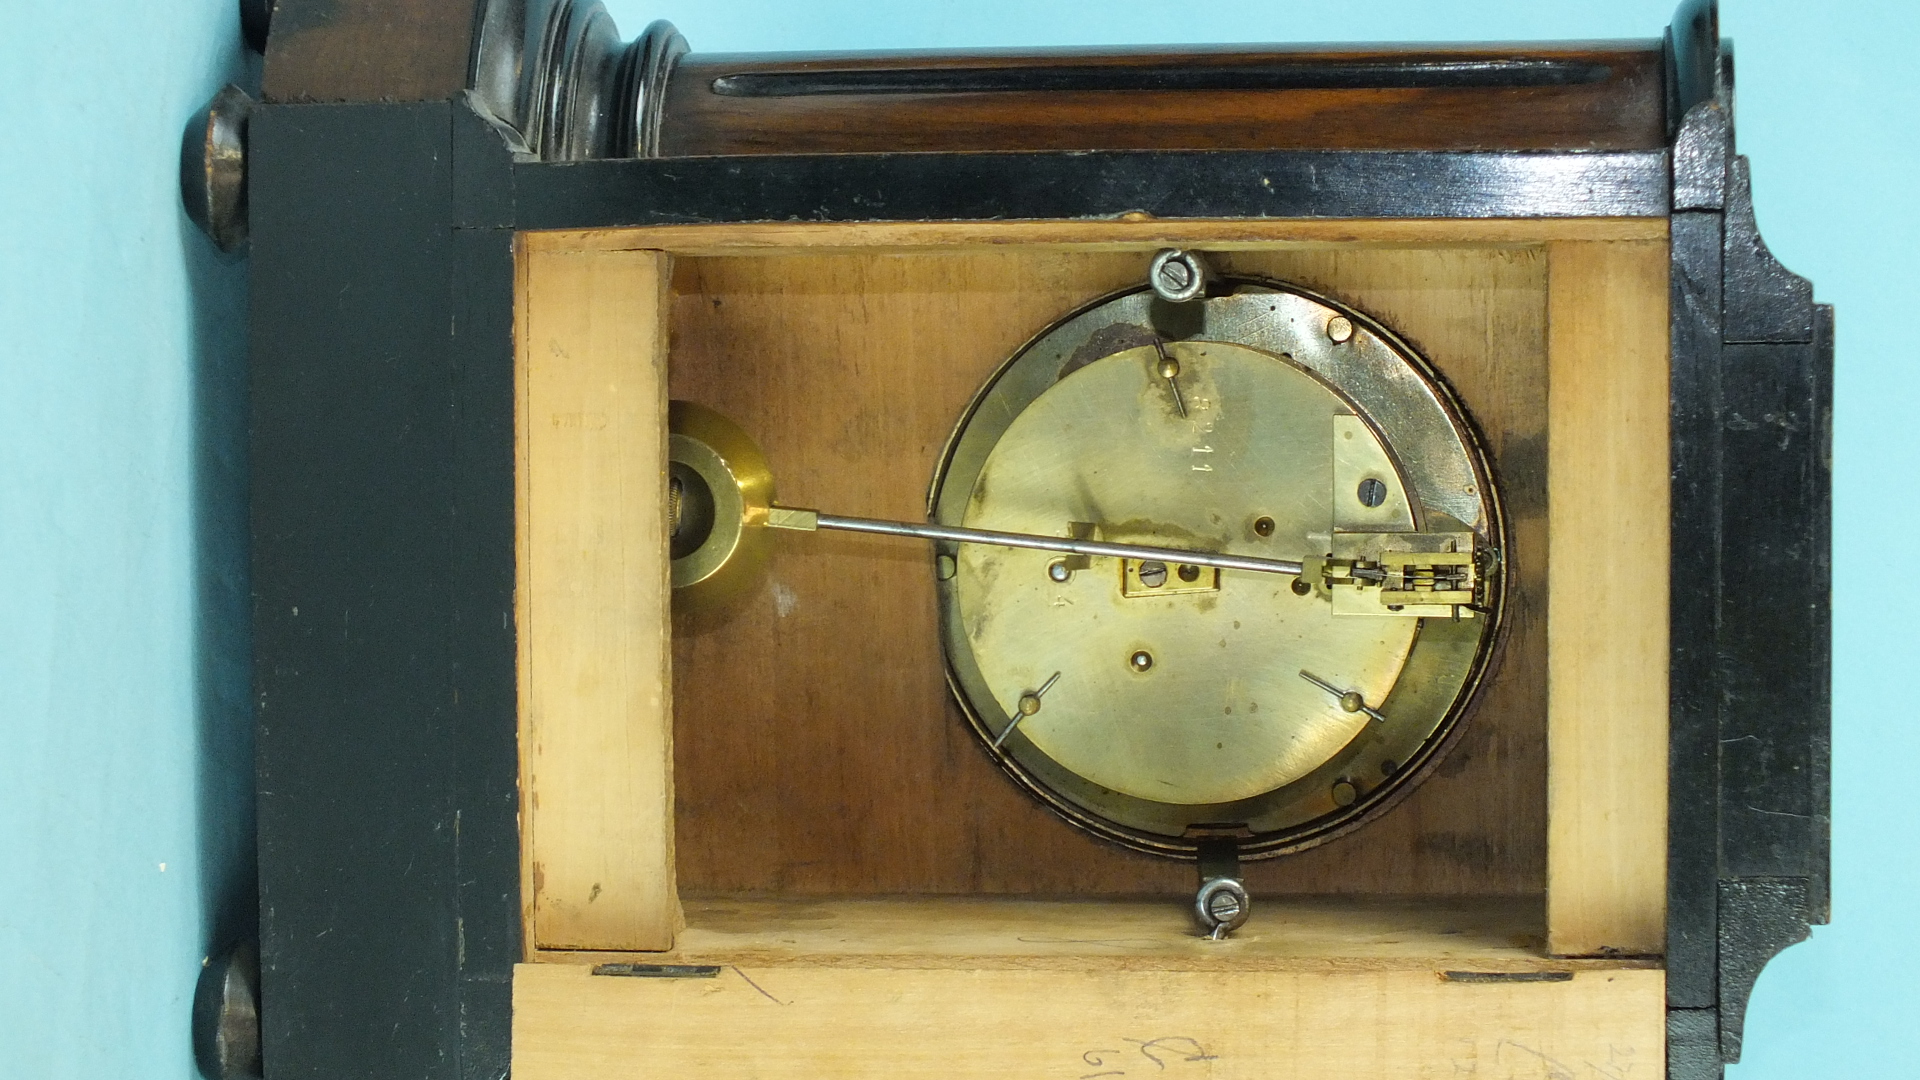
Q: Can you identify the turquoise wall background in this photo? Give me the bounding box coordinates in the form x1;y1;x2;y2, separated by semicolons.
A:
1;1;1908;1076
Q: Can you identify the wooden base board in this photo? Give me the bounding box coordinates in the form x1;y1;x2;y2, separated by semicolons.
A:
515;952;1663;1079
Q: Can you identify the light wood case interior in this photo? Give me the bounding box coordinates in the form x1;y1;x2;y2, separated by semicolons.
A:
513;219;1670;1075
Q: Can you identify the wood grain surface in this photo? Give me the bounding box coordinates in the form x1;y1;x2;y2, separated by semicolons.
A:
514;959;1665;1080
262;0;475;103
665;244;1551;898
660;44;1666;155
1544;241;1671;956
518;245;682;950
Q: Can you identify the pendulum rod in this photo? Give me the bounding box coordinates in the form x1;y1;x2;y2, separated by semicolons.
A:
765;506;1384;580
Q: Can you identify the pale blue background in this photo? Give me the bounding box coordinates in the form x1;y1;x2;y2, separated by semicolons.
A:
0;1;1908;1076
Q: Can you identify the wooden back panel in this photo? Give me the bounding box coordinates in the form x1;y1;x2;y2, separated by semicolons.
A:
667;244;1549;898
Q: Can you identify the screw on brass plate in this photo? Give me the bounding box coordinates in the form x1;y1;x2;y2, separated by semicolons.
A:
1357;477;1388;508
1137;561;1169;588
1177;563;1201;582
1331;779;1358;806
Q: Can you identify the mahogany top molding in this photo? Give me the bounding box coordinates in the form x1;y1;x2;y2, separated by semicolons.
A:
260;0;1668;154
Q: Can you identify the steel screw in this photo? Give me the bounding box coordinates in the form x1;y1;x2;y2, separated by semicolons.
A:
1149;249;1208;303
1327;315;1355;343
1195;878;1251;939
1138;561;1169;588
1357;477;1388;508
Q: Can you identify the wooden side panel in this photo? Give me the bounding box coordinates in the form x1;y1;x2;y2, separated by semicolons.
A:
518;245;681;951
514;962;1665;1079
1545;240;1671;956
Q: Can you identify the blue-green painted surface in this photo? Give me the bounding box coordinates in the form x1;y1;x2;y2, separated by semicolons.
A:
0;2;253;1078
1;1;1908;1076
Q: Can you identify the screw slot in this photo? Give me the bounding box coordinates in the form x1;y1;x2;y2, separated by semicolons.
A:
1137;561;1168;588
1357;477;1388;508
1148;249;1208;303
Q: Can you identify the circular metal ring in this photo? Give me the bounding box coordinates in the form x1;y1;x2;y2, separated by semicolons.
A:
1195;877;1252;937
1148;249;1208;303
929;279;1508;860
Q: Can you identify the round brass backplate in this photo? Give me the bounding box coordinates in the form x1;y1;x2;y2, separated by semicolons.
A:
930;281;1507;859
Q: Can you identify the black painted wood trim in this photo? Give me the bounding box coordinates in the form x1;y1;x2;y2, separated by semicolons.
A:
1667;204;1726;1019
251;100;518;1080
510;148;1670;229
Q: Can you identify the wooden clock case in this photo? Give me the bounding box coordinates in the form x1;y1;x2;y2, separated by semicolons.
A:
219;0;1829;1076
